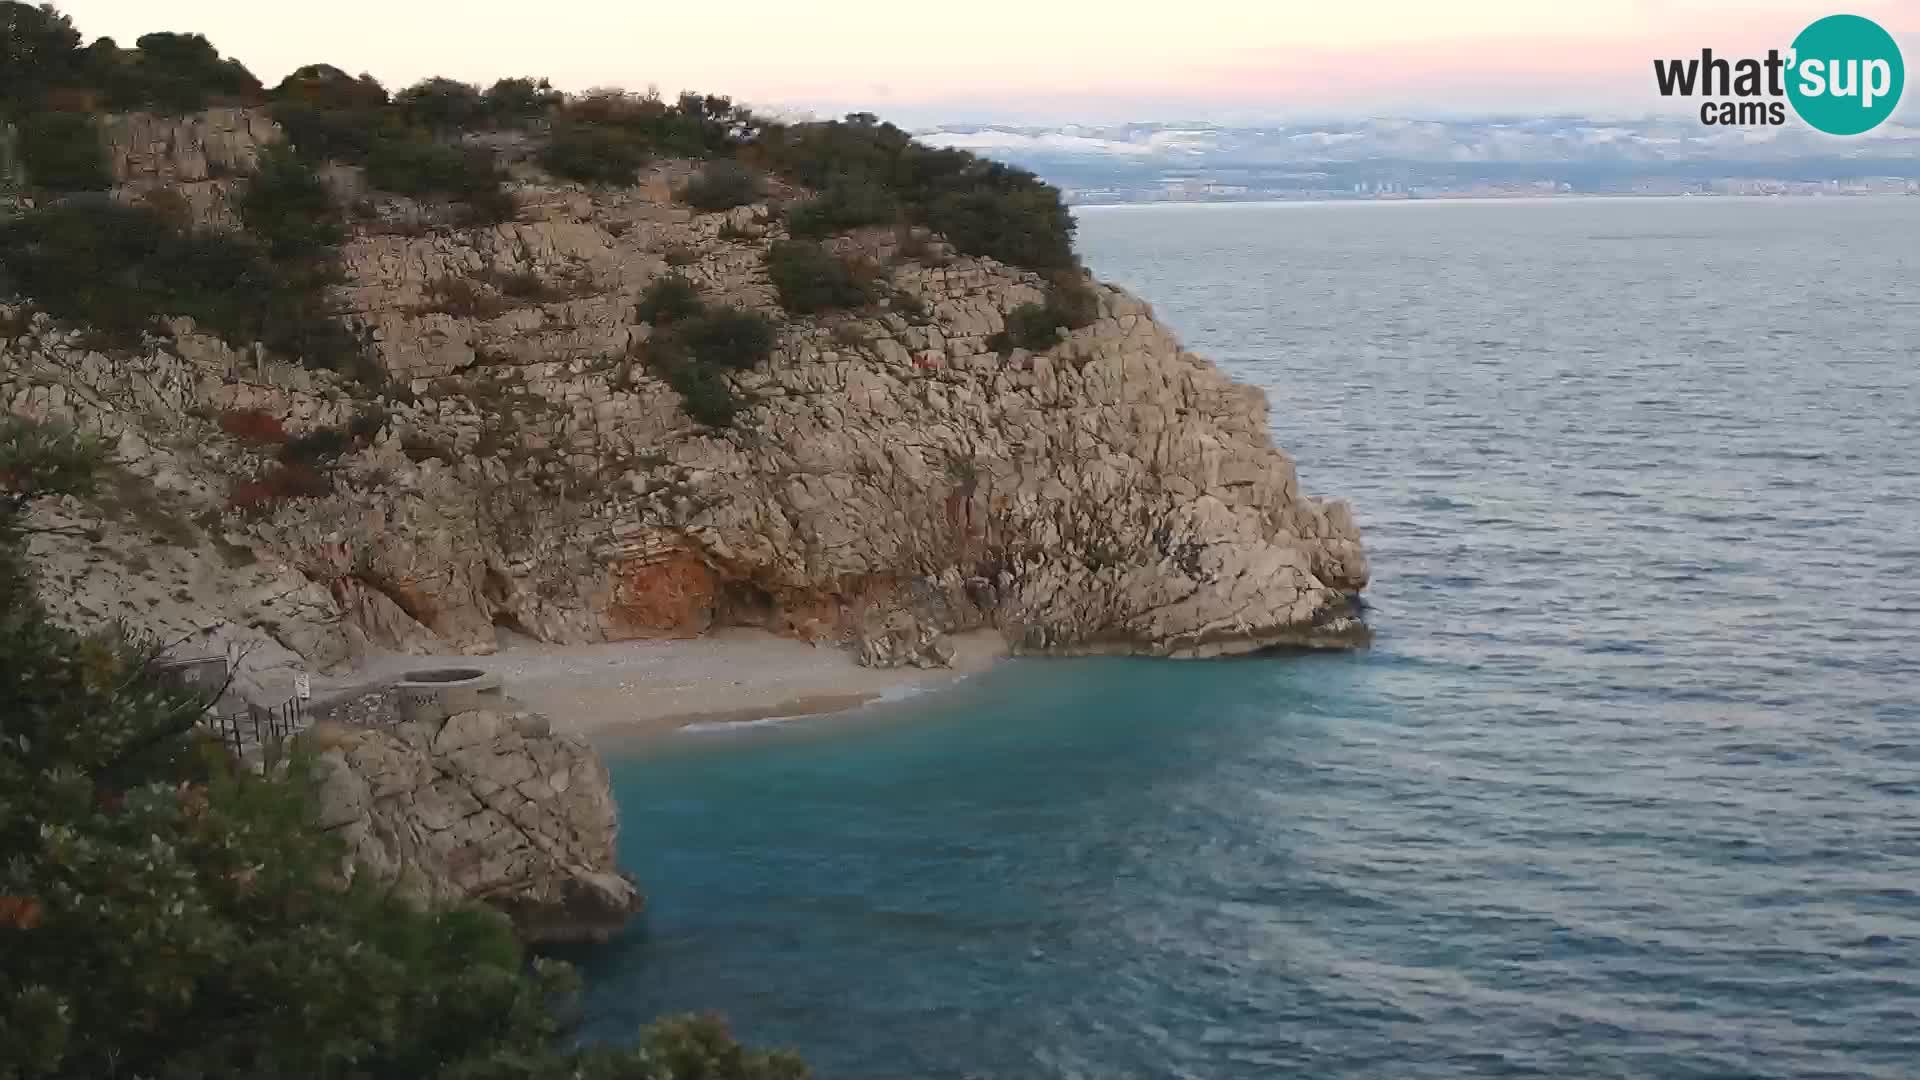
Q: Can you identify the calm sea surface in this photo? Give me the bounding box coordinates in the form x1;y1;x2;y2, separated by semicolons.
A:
577;198;1920;1079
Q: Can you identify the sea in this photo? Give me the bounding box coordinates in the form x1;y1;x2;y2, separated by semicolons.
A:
573;197;1920;1079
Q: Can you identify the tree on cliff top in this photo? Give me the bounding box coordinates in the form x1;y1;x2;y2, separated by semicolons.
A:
0;1;81;108
0;419;808;1078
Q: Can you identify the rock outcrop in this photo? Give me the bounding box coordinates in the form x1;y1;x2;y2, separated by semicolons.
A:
3;108;1370;691
309;708;641;943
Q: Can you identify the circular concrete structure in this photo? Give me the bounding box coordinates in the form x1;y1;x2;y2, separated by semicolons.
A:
396;667;504;726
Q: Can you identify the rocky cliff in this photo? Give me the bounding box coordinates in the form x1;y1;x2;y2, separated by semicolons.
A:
2;108;1369;694
309;707;641;944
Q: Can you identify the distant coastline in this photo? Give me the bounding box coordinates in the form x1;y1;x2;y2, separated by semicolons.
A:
1070;188;1920;209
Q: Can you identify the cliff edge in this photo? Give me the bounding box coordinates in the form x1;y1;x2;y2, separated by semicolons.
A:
2;107;1368;691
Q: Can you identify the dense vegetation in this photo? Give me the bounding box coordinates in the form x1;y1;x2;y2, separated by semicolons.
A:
765;240;876;314
678;160;760;211
0;416;807;1079
13;110;109;190
633;278;775;427
987;276;1102;353
0;202;366;376
749;113;1077;269
540;123;649;186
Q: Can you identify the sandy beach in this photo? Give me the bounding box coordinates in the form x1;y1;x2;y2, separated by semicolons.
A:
313;628;1006;740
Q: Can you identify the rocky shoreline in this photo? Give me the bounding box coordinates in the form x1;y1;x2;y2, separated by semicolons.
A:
5;107;1368;707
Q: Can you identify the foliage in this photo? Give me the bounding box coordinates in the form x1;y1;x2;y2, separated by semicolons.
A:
538;124;648;186
632;279;766;425
83;30;263;115
635;275;702;326
269;63;389;111
0;203;364;376
659;356;740;429
0;414;104;511
992;302;1061;353
483;77;561;124
560;89;756;159
15;109;109;191
988;276;1100;353
752;113;1076;269
396;76;487;132
678;160;760;211
784;174;896;237
269;99;396;162
0;416;808;1078
0;1;83;110
680;308;774;371
765;240;873;314
239;144;343;259
923;184;1076;271
364;136;515;223
277;426;352;466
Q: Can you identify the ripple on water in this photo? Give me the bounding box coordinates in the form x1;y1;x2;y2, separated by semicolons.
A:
574;199;1920;1080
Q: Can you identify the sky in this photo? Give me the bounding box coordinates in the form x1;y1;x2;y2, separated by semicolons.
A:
54;0;1920;125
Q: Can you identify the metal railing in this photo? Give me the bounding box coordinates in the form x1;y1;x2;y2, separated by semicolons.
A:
206;696;305;759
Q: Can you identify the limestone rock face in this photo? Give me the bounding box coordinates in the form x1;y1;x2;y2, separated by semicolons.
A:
309;710;641;943
5;110;1370;674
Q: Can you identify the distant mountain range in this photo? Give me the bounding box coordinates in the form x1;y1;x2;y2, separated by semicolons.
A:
916;118;1920;203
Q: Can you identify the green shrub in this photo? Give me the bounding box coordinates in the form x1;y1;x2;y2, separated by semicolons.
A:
989;278;1099;354
483;76;561;124
0;419;808;1080
560;89;754;159
15;110;109;191
766;240;872;314
396;76;486;132
269;63;390;111
0;1;84;108
270;100;397;162
278;426;351;466
240;144;343;259
636;274;702;325
994;302;1061;353
680;307;774;371
365;136;514;223
662;358;741;428
678;160;760;211
925;184;1076;270
752;115;1077;269
0;203;365;376
538;123;647;186
785;174;896;237
98;30;263;115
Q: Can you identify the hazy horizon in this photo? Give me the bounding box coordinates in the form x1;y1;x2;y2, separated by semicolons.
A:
52;0;1917;127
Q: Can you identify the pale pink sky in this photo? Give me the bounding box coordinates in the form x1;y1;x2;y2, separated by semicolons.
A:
55;0;1919;123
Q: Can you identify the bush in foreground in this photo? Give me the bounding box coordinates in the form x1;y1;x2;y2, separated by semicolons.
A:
0;415;807;1079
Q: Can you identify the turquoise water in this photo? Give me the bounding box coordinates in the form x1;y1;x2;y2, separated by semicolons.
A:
578;198;1920;1078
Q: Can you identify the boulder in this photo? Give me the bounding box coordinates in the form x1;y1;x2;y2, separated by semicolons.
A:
308;709;642;944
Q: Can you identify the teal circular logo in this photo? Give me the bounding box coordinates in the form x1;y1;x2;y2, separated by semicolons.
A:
1787;14;1905;136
